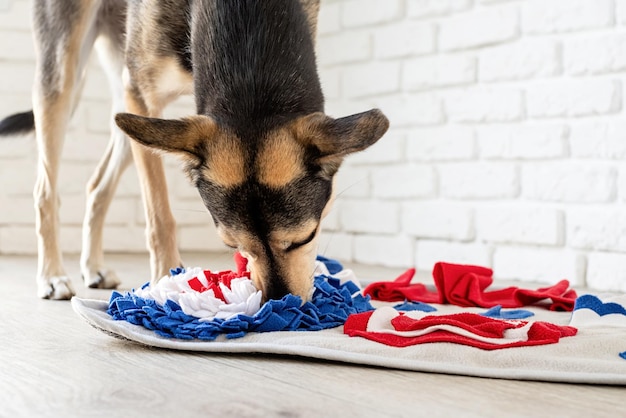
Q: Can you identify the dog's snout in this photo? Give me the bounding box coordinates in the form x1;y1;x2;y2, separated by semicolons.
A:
264;280;290;302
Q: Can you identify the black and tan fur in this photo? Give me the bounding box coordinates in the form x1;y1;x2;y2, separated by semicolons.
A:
0;0;389;301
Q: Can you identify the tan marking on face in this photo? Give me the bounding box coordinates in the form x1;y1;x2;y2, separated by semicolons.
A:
257;130;305;187
271;219;319;300
202;134;246;187
278;236;319;300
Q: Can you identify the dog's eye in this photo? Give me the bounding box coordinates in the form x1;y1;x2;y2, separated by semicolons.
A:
223;241;238;250
285;230;316;252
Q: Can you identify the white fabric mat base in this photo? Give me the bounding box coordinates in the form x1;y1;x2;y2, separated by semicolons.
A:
72;297;626;385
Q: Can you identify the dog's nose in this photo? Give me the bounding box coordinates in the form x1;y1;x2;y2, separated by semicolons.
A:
263;274;291;302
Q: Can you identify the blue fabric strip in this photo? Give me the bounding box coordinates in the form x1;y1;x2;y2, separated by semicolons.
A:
481;305;534;320
574;295;626;316
108;269;373;341
393;300;437;312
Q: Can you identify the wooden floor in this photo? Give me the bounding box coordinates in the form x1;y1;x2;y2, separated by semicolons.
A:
1;252;624;418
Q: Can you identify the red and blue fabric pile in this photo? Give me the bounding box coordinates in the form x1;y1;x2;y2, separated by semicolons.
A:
344;262;579;350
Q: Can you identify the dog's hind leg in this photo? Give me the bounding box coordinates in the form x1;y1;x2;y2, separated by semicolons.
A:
80;22;129;289
31;0;101;299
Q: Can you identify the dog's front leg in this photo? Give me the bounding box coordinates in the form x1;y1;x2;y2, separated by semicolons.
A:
123;91;182;283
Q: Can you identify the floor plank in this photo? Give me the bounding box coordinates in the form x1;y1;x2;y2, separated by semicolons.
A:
1;253;624;417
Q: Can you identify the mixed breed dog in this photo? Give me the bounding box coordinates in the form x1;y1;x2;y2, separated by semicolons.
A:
0;0;389;301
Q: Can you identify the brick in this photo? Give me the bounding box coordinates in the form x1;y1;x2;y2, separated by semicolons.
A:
0;225;36;254
347;131;405;165
178;223;225;252
342;61;400;99
403;55;476;91
522;163;616;203
318;2;341;35
0;195;34;225
0;62;35;94
439;163;519;199
57;162;101;195
564;34;626;76
317;31;371;66
341;0;404;28
567;208;626;252
58;193;85;225
354;234;414;267
374;22;435;59
318;231;353;262
321;208;340;231
618;165;626;203
476;205;563;246
586;252;626;292
527;80;621;118
523;0;613;34
0;93;32;119
82;65;111;101
402;202;474;241
116;166;142;197
0;133;36;158
0;30;34;61
371;164;435;199
376;93;444;127
570;120;626;159
439;6;518;51
407;126;475;162
479;39;560;82
102;225;146;252
618;0;626;25
86;102;114;134
415;240;492;271
445;87;523;123
61;131;110;162
493;247;584;285
478;124;567;159
169;198;214;226
407;0;472;19
0;0;32;31
167;165;200;199
334;166;370;198
339;200;399;234
0;157;36;196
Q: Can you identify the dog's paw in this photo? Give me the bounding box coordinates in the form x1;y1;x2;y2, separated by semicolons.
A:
83;269;121;289
37;276;76;300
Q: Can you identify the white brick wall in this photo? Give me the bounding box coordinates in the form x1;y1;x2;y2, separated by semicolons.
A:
316;0;626;292
3;0;626;291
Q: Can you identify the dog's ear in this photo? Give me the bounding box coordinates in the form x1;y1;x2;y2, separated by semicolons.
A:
294;109;389;176
115;113;216;161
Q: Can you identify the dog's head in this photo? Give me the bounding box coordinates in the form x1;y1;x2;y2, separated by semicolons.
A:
115;110;388;301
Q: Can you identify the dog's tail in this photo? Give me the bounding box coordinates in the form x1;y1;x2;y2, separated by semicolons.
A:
0;111;35;137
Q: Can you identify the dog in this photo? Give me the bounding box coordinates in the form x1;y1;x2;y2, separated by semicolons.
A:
0;0;389;301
